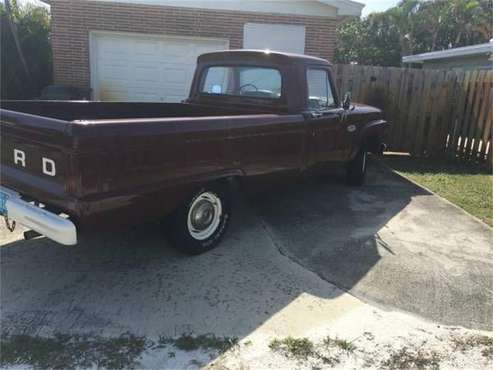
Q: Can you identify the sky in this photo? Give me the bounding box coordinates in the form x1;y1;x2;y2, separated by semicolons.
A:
7;0;401;18
359;0;400;17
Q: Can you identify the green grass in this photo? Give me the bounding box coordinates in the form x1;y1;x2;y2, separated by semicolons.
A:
268;337;340;365
382;346;441;369
269;337;315;360
323;336;356;353
0;333;147;369
0;333;239;369
383;155;493;226
451;334;493;359
157;334;238;354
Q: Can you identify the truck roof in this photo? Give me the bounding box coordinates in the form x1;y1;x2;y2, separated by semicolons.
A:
198;49;331;66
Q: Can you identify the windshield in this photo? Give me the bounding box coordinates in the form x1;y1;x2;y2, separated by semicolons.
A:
201;66;282;99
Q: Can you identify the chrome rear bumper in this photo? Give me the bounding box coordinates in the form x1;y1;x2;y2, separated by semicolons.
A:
0;186;77;245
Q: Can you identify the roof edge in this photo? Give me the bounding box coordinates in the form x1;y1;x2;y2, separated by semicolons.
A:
402;41;493;63
56;0;356;18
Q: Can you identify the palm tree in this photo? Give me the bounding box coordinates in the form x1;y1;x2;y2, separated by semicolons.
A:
386;0;420;55
446;0;492;46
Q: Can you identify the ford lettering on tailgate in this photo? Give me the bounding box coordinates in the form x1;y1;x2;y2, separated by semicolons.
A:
1;140;63;179
13;149;57;176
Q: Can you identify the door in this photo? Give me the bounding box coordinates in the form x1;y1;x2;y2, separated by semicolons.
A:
243;23;306;54
90;32;228;102
305;68;348;165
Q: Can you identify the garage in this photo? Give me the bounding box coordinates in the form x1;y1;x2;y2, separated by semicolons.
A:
89;32;228;102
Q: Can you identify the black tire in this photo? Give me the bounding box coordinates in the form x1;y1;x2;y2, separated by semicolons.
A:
346;148;368;186
168;184;231;255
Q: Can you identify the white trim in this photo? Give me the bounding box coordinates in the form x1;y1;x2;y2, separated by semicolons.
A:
89;30;229;101
90;0;363;17
319;0;364;16
402;42;493;64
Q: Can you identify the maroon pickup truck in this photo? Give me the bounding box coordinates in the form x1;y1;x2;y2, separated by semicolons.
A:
0;50;388;254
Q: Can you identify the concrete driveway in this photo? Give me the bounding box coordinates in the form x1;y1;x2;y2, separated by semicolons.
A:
1;159;492;346
251;162;493;331
1;196;355;340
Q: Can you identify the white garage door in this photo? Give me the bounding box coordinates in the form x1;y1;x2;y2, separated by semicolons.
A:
243;23;306;54
90;32;228;102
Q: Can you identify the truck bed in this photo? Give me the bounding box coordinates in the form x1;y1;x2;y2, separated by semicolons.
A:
1;101;305;226
0;101;244;121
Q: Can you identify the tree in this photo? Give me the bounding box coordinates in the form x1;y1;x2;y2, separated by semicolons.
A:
1;1;52;99
334;0;493;67
385;0;420;56
334;12;403;66
4;0;32;84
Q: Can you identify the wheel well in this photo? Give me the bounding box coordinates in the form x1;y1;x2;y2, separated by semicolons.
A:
209;176;240;195
364;131;383;154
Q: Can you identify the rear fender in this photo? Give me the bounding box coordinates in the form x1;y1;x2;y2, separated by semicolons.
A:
179;168;245;204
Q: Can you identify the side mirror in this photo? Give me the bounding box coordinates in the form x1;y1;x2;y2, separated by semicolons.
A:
342;92;352;110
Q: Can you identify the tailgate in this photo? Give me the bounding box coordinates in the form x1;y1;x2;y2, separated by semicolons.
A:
0;109;77;213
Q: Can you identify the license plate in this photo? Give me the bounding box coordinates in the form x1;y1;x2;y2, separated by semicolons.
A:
0;191;8;216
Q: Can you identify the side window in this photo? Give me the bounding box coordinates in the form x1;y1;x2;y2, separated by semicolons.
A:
307;69;335;110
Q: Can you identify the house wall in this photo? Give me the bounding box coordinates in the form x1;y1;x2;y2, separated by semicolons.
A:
50;0;344;89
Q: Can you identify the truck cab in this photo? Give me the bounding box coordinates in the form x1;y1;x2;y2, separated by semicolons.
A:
190;50;386;166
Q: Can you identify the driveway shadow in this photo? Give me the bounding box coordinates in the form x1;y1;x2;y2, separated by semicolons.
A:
249;160;425;293
251;159;493;331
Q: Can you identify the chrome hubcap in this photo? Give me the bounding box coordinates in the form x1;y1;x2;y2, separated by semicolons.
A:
187;192;222;240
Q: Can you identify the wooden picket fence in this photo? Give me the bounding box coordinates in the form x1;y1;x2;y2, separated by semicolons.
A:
333;64;493;164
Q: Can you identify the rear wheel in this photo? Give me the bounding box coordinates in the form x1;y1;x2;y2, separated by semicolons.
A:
168;184;231;255
346;148;367;186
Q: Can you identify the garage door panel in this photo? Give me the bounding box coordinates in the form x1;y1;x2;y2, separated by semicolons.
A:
99;38;131;57
100;65;131;81
166;94;187;103
92;33;227;102
134;95;161;102
159;53;193;64
196;45;222;55
134;39;162;55
162;68;189;83
132;91;161;102
135;66;161;83
100;87;132;101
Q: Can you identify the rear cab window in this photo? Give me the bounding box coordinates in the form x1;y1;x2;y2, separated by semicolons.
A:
307;68;336;110
201;66;283;99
